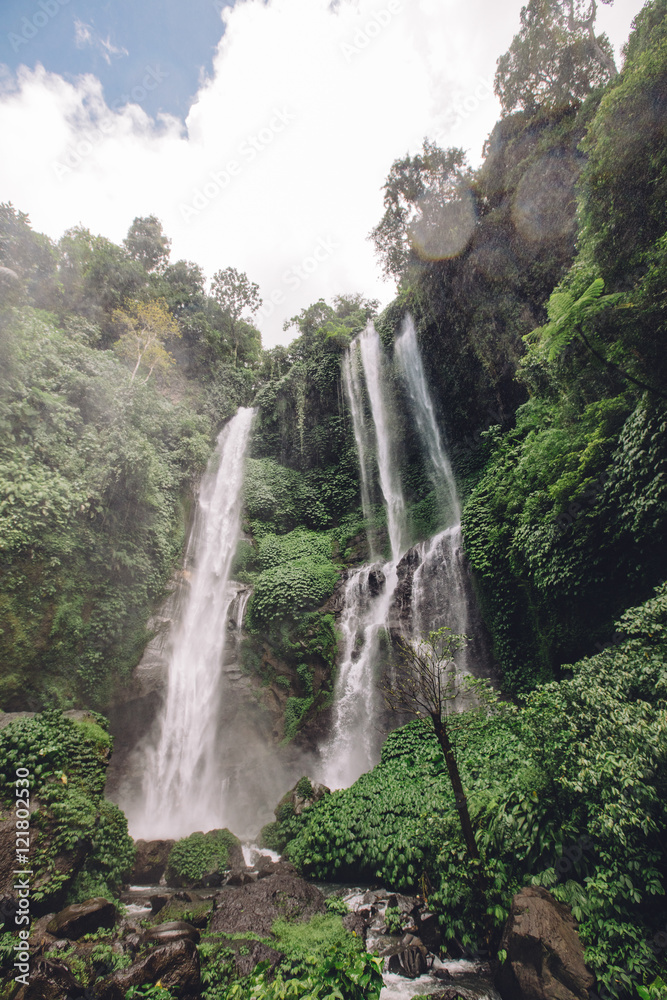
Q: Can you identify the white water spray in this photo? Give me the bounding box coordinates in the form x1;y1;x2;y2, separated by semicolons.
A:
394;314;460;527
321;324;407;788
133;407;255;839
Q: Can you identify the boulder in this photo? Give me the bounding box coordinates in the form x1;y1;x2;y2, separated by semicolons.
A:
46;898;116;940
210;870;326;937
495;885;595;1000
144;920;200;945
367;567;386;596
256;859;298;879
150;893;170;914
132;839;175;884
96;938;200;1000
417;908;442;953
206;935;285;978
387;933;428;978
11;957;86;999
343;911;367;941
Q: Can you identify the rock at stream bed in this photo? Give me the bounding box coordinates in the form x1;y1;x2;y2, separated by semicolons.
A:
12;957;86;1000
95;938;200;999
131;839;174;884
46;898;116;940
210;870;326;936
495;885;594;1000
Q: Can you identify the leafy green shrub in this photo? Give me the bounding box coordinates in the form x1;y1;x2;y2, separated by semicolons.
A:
324;895;349;916
247;560;338;626
167;829;239;885
277;586;667;992
0;710;134;904
295;777;314;800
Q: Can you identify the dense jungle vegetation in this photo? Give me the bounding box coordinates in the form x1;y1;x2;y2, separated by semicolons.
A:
1;0;666;997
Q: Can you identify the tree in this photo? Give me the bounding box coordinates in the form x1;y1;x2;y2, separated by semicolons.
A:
283;294;379;358
370;141;474;282
385;628;486;887
211;266;263;365
494;0;617;115
112;299;180;383
123;215;171;273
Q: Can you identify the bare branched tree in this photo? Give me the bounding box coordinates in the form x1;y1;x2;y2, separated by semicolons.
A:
385;627;487;896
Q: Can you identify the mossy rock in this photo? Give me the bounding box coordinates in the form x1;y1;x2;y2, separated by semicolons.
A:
165;829;243;887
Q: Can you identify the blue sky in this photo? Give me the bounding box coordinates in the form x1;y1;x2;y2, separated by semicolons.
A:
0;0;229;118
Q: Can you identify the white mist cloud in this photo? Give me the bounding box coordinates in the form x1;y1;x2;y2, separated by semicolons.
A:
0;0;646;347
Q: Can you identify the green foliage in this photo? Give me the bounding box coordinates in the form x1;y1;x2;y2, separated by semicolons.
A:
324;895;349;916
245;527;339;628
276;587;667;985
0;710;134;905
494;0;616;115
167;829;238;884
125;985;176;999
295;777;314;800
0;309;211;707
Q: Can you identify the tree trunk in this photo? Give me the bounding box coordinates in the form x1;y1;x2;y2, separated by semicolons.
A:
431;713;480;862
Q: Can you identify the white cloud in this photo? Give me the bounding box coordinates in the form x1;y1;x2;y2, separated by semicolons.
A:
73;17;129;64
0;0;647;347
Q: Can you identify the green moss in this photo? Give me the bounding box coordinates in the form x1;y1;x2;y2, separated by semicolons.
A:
166;829;239;885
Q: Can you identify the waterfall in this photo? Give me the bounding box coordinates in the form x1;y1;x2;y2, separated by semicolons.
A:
394;315;470;685
342;343;376;549
321;323;406;788
132;407;255;839
394;314;460;528
322;316;487;788
358;324;407;561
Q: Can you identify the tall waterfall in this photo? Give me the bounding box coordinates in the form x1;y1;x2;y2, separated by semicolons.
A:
322;316;484;788
394;314;460;528
321;323;406;788
342;344;375;548
395;315;469;667
133;407;255;839
358;325;407;560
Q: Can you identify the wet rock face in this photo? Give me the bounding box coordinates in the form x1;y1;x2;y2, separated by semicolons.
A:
46;898;116;940
95;938;200;1000
131;838;175;884
210;870;326;937
495;885;595;1000
12;957;86;1000
143;920;201;945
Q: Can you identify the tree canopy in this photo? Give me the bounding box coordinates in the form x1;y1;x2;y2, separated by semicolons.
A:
494;0;617;114
370;141;474;282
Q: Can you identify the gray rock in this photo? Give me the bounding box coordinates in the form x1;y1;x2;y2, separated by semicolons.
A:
95;938;200;999
495;885;595;1000
46;898;116;940
144;920;200;945
211;870;326;937
132;839;175;884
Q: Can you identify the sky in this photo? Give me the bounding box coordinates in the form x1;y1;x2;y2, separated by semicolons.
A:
0;0;648;347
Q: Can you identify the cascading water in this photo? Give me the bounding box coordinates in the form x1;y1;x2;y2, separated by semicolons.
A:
132;407;255;839
322;316;489;788
321;323;406;788
394;314;460;528
341;343;376;549
394;314;472;683
358;324;407;561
